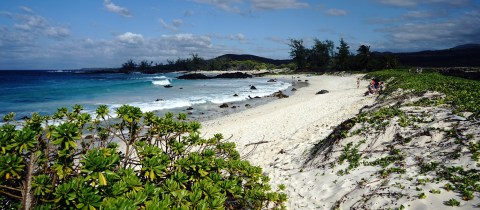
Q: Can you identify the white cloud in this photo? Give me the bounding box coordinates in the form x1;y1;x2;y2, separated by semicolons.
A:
375;0;472;7
193;0;309;13
172;19;183;27
229;33;246;43
159;18;183;32
7;12;70;39
251;0;309;10
193;0;243;13
326;8;347;16
19;6;34;13
118;32;144;44
376;10;480;50
103;0;132;17
45;27;70;38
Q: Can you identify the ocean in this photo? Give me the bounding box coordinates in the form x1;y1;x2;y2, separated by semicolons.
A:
0;70;291;120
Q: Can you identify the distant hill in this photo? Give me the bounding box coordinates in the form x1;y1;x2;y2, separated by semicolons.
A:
212;54;291;66
373;44;480;67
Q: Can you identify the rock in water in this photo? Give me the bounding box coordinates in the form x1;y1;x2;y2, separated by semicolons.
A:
219;103;229;108
177;73;211;80
250;85;257;90
186;107;194;110
267;79;277;82
215;72;253;78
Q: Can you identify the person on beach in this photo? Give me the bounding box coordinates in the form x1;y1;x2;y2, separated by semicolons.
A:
364;79;375;96
357;77;360;88
378;82;385;94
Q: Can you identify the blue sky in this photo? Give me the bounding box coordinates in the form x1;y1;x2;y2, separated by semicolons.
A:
1;0;479;69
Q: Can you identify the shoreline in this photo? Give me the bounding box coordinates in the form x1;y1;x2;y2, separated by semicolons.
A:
153;75;308;123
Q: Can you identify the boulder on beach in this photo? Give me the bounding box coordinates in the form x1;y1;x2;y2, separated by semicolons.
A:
231;106;237;109
250;85;257;90
316;90;329;94
219;103;229;108
273;91;289;99
233;94;239;97
177;73;211;80
291;88;297;91
245;104;251;107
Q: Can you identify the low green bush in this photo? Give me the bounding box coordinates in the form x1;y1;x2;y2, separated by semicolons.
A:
0;105;286;209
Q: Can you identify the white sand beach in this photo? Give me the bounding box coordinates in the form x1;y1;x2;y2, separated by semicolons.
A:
201;74;376;209
201;74;480;209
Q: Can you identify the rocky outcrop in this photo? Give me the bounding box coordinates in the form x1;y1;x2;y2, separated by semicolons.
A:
177;73;211;80
215;72;253;79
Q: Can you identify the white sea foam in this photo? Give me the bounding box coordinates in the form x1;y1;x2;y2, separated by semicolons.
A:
151;76;171;86
152;80;171;86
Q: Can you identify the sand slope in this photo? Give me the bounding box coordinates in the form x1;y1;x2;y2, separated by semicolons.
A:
201;74;376;209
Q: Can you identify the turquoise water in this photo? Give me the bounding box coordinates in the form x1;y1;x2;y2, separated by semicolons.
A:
0;70;291;120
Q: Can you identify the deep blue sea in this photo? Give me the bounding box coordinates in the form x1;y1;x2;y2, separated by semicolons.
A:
0;70;291;120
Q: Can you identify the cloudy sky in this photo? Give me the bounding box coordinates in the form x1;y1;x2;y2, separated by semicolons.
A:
1;0;479;70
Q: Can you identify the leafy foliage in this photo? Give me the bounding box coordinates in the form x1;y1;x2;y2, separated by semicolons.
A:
0;105;286;209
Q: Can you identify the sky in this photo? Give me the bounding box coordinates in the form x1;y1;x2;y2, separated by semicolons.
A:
0;0;479;70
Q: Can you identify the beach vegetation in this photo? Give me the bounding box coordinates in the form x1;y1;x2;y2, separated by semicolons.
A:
338;140;365;171
417;192;426;199
0;105;286;209
367;69;480;113
445;198;461;206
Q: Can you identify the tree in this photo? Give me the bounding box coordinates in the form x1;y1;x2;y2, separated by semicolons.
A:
335;38;351;71
0;105;287;209
356;45;371;70
381;54;399;69
289;39;308;71
121;59;136;74
138;60;152;72
308;39;335;71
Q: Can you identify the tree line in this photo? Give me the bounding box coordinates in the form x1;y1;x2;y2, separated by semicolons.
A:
120;54;283;74
288;38;399;72
119;38;399;74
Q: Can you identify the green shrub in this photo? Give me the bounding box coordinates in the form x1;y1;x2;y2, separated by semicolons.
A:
367;69;480;113
0;105;286;209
